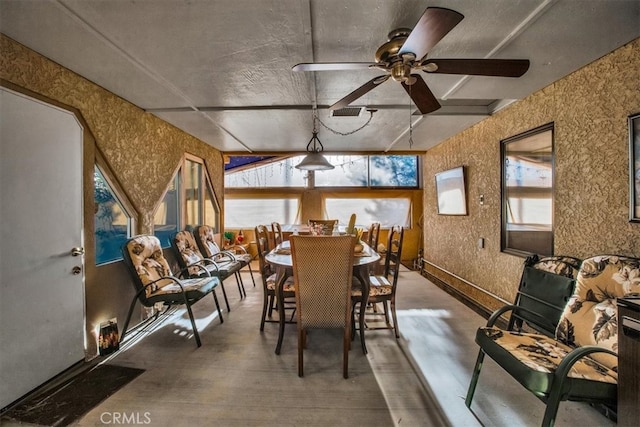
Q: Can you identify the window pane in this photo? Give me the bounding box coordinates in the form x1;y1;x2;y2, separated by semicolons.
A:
94;166;131;265
370;155;418;187
225;198;299;228
204;183;219;232
506;196;553;226
225;156;307;187
184;159;202;229
314;155;368;186
154;173;180;248
324;198;410;228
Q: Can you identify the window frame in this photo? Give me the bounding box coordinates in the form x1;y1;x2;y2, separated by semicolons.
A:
94;151;137;265
224;154;421;190
153;153;221;247
500;123;555;257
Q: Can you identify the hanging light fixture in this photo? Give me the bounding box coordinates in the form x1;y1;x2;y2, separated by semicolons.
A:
295;111;334;170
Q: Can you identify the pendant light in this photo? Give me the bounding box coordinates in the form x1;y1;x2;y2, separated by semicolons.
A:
295;111;334;170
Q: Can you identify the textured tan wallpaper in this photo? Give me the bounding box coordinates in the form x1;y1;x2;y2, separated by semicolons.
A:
1;34;225;357
424;37;640;305
0;35;224;234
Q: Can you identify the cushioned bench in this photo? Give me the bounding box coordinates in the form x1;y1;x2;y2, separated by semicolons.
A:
465;254;640;426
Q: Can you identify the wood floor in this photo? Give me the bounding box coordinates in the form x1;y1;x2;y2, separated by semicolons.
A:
5;265;616;426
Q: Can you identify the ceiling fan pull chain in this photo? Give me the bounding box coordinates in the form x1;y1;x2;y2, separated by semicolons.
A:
408;86;414;148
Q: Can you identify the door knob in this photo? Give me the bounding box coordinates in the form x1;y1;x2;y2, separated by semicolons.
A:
71;247;84;256
71;266;82;275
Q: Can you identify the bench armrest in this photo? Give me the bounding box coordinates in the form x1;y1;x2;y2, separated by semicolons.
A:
555;345;617;378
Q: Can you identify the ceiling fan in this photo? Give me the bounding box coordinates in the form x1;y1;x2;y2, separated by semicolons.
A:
292;7;530;115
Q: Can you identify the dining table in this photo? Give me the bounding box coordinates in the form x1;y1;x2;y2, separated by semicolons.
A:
265;238;381;355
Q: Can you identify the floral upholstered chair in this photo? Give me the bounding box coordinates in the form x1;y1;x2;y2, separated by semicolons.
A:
465;254;640;426
120;234;223;348
172;230;243;307
194;224;255;287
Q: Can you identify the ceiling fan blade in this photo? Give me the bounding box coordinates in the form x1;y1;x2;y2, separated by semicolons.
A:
329;75;390;110
401;75;441;115
422;58;530;77
398;7;464;61
292;62;378;72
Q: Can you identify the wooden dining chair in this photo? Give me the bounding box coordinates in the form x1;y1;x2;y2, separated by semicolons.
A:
255;224;295;331
353;225;404;339
290;235;356;378
366;222;381;250
271;221;284;246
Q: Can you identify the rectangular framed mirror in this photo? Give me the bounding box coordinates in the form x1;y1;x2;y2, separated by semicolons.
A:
501;123;554;256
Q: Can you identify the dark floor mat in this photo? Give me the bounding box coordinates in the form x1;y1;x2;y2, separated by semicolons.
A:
2;364;144;426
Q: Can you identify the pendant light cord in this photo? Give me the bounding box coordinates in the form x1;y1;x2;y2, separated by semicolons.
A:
315;109;374;136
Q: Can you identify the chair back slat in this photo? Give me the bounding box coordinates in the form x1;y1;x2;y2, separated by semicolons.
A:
367;222;381;250
255;224;272;278
383;226;404;283
271;222;283;246
509;255;581;336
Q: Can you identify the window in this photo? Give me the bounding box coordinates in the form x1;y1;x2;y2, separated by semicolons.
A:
154;172;180;248
154;155;220;247
224;154;419;231
324;197;411;228
225;156;307;188
224;154;419;188
315;155;419;187
370;155;419;187
501;123;554;256
224;197;300;229
94;164;134;265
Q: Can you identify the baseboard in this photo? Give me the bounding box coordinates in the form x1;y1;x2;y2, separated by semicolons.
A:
419;260;509;327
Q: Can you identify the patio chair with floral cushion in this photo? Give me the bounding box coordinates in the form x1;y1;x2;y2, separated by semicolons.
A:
120;234;223;348
466;254;639;426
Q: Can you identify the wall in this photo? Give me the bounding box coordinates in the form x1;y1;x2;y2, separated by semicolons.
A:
423;37;640;312
0;35;225;357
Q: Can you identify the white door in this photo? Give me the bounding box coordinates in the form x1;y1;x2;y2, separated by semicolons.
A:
0;88;85;409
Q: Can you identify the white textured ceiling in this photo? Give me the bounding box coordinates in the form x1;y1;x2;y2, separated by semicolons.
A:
1;0;638;153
